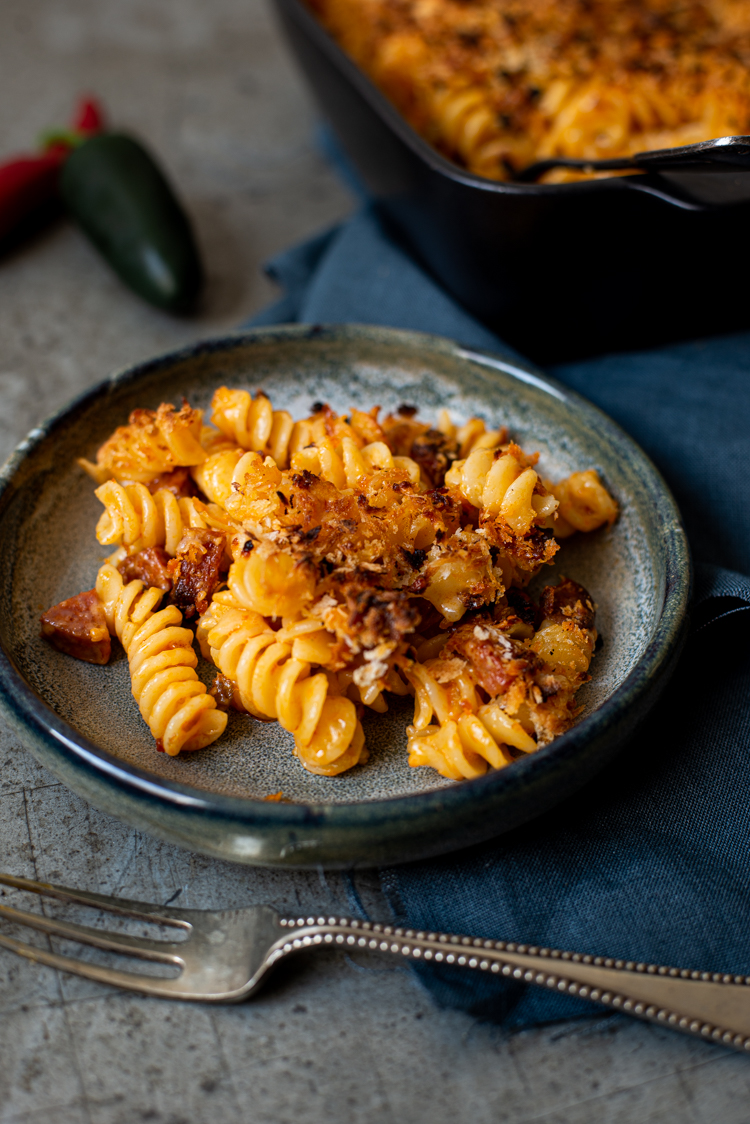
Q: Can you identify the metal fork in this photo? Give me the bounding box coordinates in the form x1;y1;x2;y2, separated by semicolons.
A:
3;872;750;1054
515;134;750;182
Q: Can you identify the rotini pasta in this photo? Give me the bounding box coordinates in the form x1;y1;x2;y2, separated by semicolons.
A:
309;0;750;182
94;481;235;556
79;402;207;484
406;656;537;776
229;546;318;621
42;387;616;784
291;435;421;491
211;387;298;467
547;470;620;538
405;577;597;779
445;443;558;533
197;596;365;775
433;409;507;459
95;563;227;755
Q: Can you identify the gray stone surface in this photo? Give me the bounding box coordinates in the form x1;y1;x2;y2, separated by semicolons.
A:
0;2;748;1121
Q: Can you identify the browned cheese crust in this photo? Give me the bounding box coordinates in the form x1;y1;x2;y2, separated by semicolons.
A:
434;576;597;745
309;0;750;179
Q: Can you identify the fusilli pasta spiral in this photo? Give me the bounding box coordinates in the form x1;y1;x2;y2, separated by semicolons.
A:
434;409;506;458
405;659;536;780
445;445;557;533
197;597;365;775
210;388;298;467
94;482;234;556
96;563;227;755
79;403;207;485
547;470;619;538
290;435;421;491
228;547;317;621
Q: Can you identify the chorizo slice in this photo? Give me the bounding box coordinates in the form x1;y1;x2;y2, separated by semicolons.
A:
40;589;111;665
445;621;541;698
146;466;198;499
117;546;172;591
168;529;226;619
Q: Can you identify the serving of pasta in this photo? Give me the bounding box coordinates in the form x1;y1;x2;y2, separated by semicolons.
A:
40;387;617;783
308;0;750;181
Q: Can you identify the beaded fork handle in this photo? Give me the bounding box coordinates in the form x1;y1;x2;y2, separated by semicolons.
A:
276;917;750;1052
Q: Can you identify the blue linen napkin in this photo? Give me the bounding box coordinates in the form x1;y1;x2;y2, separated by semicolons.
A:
248;203;750;1027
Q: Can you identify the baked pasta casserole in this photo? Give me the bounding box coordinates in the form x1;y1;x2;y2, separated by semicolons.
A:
307;0;750;180
41;389;617;783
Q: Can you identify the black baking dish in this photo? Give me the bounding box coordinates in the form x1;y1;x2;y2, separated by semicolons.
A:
273;0;750;363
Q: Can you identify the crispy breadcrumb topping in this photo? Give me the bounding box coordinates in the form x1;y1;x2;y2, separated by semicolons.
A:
67;387;618;781
309;0;750;180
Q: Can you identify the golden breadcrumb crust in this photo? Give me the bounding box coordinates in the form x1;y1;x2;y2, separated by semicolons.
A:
309;0;750;179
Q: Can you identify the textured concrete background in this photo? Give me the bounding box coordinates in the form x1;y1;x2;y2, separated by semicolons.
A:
1;2;749;1121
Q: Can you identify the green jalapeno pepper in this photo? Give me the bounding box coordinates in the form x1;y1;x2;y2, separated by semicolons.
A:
60;133;204;313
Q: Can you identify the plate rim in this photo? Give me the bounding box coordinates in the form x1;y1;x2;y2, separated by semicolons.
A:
0;324;692;860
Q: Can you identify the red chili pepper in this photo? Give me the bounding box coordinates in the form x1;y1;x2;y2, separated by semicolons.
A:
73;97;106;135
0;150;67;244
0;96;105;248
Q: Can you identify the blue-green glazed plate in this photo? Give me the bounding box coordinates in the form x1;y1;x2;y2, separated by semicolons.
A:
0;326;690;868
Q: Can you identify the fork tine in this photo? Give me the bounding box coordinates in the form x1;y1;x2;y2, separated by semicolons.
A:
0;902;185;962
0;872;189;928
0;930;188;998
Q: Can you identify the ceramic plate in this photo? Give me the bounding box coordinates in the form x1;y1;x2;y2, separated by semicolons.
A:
0;325;690;867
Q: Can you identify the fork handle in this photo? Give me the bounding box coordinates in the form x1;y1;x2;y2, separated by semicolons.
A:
274;917;750;1052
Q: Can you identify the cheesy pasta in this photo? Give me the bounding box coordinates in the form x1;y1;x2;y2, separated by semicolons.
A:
307;0;750;181
41;388;617;782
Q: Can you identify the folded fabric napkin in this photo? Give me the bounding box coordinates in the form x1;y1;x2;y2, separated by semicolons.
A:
248;202;750;1027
